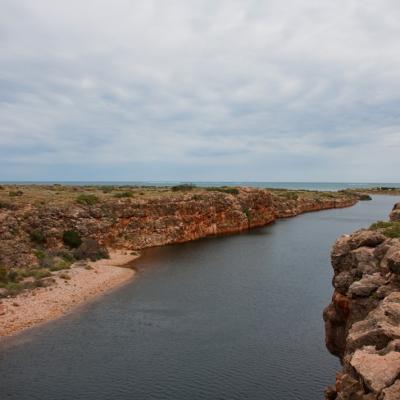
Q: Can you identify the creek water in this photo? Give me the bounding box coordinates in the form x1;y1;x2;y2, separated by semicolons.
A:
1;196;398;400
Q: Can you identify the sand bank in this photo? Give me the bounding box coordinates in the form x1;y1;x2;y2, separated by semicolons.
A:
0;250;137;337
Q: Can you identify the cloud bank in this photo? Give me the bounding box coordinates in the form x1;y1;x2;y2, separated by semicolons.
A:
1;0;400;181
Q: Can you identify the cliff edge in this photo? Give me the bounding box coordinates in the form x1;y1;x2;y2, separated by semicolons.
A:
324;202;400;400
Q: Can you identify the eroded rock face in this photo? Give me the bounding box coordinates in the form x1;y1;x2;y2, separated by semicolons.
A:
0;188;358;270
0;188;275;268
390;203;400;222
324;207;400;400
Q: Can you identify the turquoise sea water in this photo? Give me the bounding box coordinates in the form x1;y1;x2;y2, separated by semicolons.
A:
1;181;400;191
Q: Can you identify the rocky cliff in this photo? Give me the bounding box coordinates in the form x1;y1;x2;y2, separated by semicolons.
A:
0;188;275;268
324;202;400;400
0;187;357;267
0;185;357;297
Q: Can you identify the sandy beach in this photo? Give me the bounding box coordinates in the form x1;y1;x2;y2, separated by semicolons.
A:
0;250;138;337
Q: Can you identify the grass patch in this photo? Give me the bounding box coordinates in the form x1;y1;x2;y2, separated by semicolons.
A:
63;230;82;248
0;200;13;209
49;259;72;271
206;187;240;195
369;221;400;238
8;190;23;197
30;268;52;280
30;229;46;244
59;272;71;280
114;191;133;198
171;184;196;191
76;193;99;205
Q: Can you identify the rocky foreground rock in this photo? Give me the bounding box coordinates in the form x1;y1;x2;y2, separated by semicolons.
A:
324;202;400;400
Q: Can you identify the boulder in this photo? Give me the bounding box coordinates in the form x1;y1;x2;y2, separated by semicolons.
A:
386;250;400;274
350;348;400;393
381;380;400;400
389;203;400;222
348;230;386;250
348;273;386;297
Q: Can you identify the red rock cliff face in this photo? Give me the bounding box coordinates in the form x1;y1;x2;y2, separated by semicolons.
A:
0;188;358;269
323;207;400;400
0;188;275;267
273;196;357;218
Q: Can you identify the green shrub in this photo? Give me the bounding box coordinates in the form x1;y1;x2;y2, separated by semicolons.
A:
7;270;19;282
59;272;71;280
76;193;99;205
0;201;13;209
63;230;82;248
4;282;23;296
171;184;196;191
0;267;22;284
114;191;133;198
0;267;8;283
51;249;75;262
206;187;240;195
9;190;23;197
370;221;400;238
34;249;46;260
31;268;51;280
49;259;72;271
30;229;46;244
101;186;114;193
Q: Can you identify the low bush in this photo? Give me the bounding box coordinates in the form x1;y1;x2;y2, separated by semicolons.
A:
9;190;23;197
31;268;52;280
34;249;46;260
63;230;82;248
370;221;400;238
0;267;8;283
100;186;115;193
171;184;196;191
30;229;46;244
3;282;24;296
114;191;133;198
206;187;240;195
59;272;71;280
0;201;13;209
76;193;99;205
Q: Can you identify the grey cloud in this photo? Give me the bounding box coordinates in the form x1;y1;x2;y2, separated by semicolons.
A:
0;0;399;181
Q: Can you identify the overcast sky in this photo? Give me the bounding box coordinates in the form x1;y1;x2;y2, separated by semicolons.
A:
1;1;399;182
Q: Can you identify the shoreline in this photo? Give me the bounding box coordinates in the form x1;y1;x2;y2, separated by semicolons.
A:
0;250;138;338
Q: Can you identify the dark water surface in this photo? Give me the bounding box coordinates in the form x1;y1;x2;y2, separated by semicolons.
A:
1;196;399;400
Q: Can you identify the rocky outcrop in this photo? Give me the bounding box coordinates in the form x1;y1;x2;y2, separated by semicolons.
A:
0;188;275;268
272;194;357;218
324;208;400;399
390;203;400;222
0;187;357;270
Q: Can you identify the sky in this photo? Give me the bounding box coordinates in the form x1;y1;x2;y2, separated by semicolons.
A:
1;0;400;182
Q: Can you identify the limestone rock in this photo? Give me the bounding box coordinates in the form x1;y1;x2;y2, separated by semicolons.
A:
380;380;400;400
389;203;400;222
325;204;400;400
348;274;386;297
350;348;400;393
348;230;386;250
